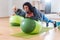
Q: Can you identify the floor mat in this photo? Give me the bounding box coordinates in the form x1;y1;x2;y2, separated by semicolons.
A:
11;27;52;39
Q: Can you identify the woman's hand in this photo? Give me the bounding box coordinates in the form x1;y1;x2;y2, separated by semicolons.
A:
12;6;18;12
26;13;34;17
12;14;16;16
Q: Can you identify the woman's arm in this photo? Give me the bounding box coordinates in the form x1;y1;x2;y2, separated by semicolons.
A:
12;6;25;17
15;9;26;17
29;8;40;21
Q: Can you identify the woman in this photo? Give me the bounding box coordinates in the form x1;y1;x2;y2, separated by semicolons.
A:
12;2;56;27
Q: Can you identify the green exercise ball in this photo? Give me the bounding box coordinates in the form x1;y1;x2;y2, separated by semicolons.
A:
20;18;42;34
9;15;24;26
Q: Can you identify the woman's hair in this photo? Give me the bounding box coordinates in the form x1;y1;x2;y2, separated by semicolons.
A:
23;2;34;12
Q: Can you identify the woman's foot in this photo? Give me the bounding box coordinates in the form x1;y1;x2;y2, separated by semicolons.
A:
54;21;57;28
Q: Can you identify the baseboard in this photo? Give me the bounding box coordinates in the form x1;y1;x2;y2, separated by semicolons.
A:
0;16;9;18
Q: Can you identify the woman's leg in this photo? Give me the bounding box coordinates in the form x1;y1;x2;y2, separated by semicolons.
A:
54;21;57;28
46;22;49;27
49;20;57;28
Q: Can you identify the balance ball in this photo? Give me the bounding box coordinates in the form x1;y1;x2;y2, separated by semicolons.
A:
20;18;42;34
9;15;24;26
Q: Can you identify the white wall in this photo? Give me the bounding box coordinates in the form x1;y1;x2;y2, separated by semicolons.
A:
13;0;29;9
30;0;45;10
0;0;30;17
51;0;60;12
0;0;9;17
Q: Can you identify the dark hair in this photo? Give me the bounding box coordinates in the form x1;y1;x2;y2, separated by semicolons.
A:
23;2;34;12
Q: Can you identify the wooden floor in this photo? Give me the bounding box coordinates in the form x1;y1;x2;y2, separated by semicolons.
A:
0;18;44;40
0;18;60;40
